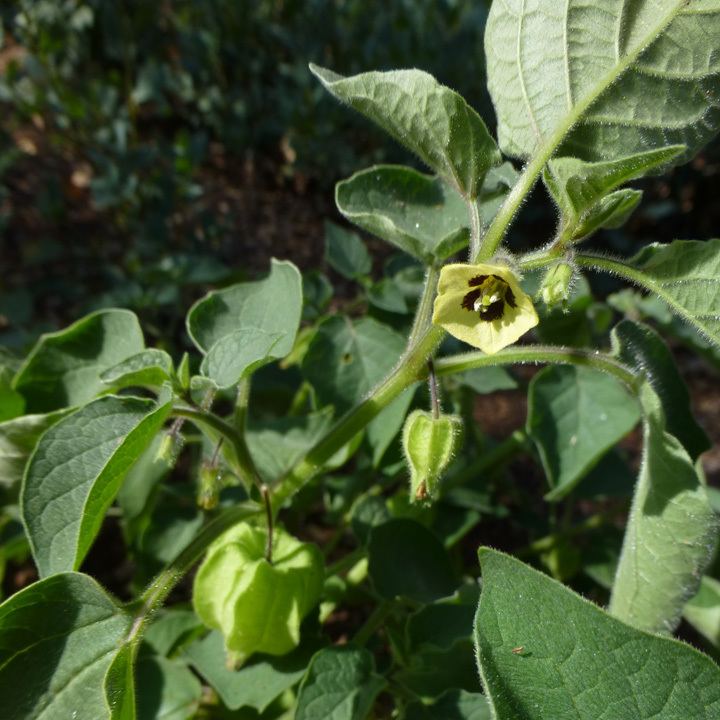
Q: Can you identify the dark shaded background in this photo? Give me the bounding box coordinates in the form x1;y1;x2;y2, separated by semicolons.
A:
1;0;718;354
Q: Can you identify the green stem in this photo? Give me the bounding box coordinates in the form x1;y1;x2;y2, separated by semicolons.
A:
517;248;561;272
575;252;645;284
475;3;684;263
134;503;259;636
272;325;444;511
173;405;263;490
433;345;639;390
467;198;482;260
354;600;394;647
407;264;440;348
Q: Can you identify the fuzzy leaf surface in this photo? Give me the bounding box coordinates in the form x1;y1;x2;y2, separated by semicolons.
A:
21;394;171;576
0;572;131;720
336;164;516;263
311;65;500;199
187;259;302;385
486;0;720;164
612;320;710;459
295;646;386;720
13;309;144;412
475;548;720;719
609;382;718;634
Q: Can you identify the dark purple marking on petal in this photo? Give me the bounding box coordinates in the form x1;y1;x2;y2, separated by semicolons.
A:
468;275;489;287
461;288;482;312
504;285;517;308
478;300;505;322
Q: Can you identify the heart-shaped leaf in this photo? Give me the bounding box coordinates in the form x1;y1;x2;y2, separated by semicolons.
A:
187;259;302;387
475;548;720;719
311;65;500;199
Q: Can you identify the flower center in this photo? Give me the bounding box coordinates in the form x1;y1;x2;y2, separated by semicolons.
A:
461;274;516;322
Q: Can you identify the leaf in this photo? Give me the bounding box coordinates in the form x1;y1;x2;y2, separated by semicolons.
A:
311;65;501;199
543;146;684;241
187;259;302;385
0;409;71;490
526;366;640;500
544;147;684;220
100;349;174;389
21;394;172;577
200;327;284;389
246;410;333;484
0;366;24;422
184;629;316;712
684;576;720;647
456;366;518;394
475;548;720;719
324;221;372;280
602;239;720;347
366;386;416;467
403;690;491;720
368;519;458;603
612;320;710;459
295;646;386;720
135;654;201;720
13;309;145;412
0;572;132;720
609;382;718;634
302;316;405;415
336;164;517;264
486;0;720;164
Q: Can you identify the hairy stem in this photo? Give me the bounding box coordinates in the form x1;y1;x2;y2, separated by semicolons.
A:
407;264;440;348
272;325;444;511
433;345;639;390
173;405;264;490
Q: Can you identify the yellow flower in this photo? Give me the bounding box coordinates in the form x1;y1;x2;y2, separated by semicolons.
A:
432;263;539;354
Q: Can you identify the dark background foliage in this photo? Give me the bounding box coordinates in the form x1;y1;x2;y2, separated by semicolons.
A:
2;0;718;354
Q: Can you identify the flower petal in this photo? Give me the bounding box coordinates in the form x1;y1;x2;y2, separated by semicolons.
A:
432;263;539;354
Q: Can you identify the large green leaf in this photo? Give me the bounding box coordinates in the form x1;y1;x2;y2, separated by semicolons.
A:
526;366;640;500
475;548;720;719
0;572;132;720
186;259;302;387
302;316;405;415
13;309;145;412
135;654;201;720
579;239;720;347
609;382;718;634
295;646;386;720
0;409;71;490
311;65;500;199
612;320;710;459
335;164;517;263
486;0;720;163
21;394;172;576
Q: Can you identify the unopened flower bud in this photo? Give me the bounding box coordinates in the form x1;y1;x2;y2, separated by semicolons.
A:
402;410;462;503
539;261;574;307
